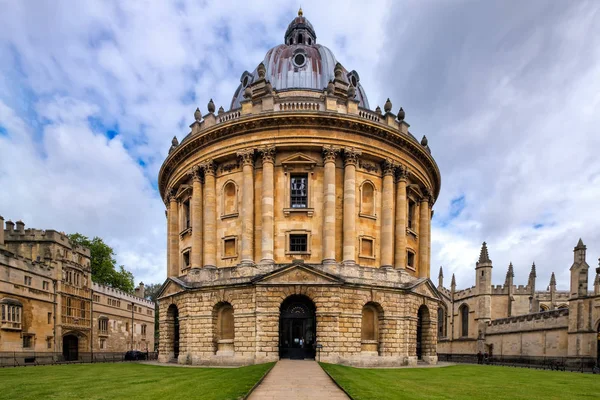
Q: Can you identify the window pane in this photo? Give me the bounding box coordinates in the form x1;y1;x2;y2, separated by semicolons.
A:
290;175;308;208
290;234;307;252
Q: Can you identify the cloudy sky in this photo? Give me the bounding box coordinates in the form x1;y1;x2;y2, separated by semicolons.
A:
1;1;599;290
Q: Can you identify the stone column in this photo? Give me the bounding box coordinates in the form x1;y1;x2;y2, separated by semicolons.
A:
238;149;255;265
322;146;339;264
259;147;275;264
343;148;361;265
201;160;217;268
168;192;179;277
418;191;431;278
164;206;170;276
380;159;395;268
394;166;409;269
190;166;203;268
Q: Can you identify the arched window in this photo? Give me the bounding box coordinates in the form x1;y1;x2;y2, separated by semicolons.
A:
214;302;234;354
360;181;375;217
219;304;234;340
459;304;469;337
222;181;238;217
437;307;445;338
298;33;304;44
98;317;108;334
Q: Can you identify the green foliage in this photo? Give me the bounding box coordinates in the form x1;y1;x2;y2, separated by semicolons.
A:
320;363;600;400
143;283;163;302
67;233;135;293
0;362;275;400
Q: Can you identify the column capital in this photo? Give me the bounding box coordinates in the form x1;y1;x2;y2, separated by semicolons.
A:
343;147;362;166
237;148;255;167
396;164;410;182
381;159;396;176
322;145;340;163
190;165;204;183
259;146;276;164
200;160;217;176
165;188;177;204
420;187;433;203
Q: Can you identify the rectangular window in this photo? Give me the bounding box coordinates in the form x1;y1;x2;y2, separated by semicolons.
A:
408;200;416;230
127;304;132;311
100;338;106;349
48;312;52;324
126;322;129;332
99;318;108;333
42;281;49;291
23;335;33;348
183;199;191;229
359;237;375;258
183;251;190;268
47;337;52;349
407;251;415;269
223;238;236;258
290;174;308;208
93;295;100;302
289;234;308;253
141;324;147;336
24;276;32;286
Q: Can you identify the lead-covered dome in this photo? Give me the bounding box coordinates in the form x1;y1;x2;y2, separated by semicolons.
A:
230;9;369;110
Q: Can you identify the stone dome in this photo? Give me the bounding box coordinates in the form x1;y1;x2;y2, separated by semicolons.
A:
230;10;369;110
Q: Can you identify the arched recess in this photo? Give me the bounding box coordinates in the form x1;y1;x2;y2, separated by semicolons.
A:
279;295;316;360
214;302;234;355
459;303;469;337
359;180;376;217
437;307;446;338
166;304;179;361
416;305;434;359
361;302;383;354
557;304;568;310
62;334;79;361
539;304;549;312
221;180;238;217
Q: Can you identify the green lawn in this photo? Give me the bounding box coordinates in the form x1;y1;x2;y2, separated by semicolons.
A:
0;362;274;400
320;363;600;400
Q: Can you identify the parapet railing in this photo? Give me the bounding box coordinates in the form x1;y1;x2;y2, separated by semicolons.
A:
437;353;598;373
0;351;158;367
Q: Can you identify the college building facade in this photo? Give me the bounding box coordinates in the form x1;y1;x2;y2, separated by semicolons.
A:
0;217;155;361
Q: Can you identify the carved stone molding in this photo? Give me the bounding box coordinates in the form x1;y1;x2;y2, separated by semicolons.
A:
358;160;379;173
421;187;433;203
322;145;339;163
343;147;362;166
237;149;255;166
259;146;276;164
396;164;410;182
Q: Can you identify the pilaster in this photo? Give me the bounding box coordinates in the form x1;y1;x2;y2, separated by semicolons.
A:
190;166;203;268
342;147;361;265
418;190;431;278
322;146;339;264
394;166;409;269
380;159;395;268
168;191;179;277
201;160;217;268
238;149;255;266
259;147;275;264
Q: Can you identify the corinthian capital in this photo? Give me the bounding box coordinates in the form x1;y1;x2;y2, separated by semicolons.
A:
396;164;410;182
200;160;217;176
190;165;204;183
237;149;255;167
381;159;396;176
322;145;340;163
343;147;362;166
165;188;177;204
259;146;276;164
421;187;433;204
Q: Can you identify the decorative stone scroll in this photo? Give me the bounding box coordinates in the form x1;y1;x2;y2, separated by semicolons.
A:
259;146;276;164
343;147;361;166
322;145;339;163
190;165;203;183
381;159;396;176
200;160;217;176
237;149;255;166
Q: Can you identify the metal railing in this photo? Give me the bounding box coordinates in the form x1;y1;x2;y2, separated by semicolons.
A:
437;353;599;373
0;351;158;367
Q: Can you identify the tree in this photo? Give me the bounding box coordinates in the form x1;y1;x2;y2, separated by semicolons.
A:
143;283;162;302
67;233;135;293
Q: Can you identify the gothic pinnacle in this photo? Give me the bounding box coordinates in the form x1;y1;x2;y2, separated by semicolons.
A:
507;262;514;278
438;266;444;278
478;241;491;264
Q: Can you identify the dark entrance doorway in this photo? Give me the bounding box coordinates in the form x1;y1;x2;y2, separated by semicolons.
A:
168;304;180;360
62;334;78;361
279;295;316;360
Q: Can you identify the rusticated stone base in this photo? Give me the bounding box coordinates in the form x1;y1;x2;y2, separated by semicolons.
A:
157;263;441;367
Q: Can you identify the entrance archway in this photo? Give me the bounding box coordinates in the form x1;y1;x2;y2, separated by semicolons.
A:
62;334;78;361
167;304;180;360
279;295;316;360
416;305;430;360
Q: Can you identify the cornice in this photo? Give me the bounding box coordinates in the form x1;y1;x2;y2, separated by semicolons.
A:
159;112;441;203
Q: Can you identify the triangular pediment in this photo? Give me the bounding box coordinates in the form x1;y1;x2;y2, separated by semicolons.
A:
253;264;342;285
157;278;186;299
405;278;442;300
175;184;192;199
280;153;318;167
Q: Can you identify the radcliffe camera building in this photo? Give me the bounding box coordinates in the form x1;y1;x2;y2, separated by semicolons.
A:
157;10;442;366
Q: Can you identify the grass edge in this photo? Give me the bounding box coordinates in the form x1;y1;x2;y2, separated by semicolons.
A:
241;362;277;400
319;362;355;400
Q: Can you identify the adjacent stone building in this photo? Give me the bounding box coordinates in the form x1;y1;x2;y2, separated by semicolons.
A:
157;10;442;366
0;217;155;360
437;240;600;365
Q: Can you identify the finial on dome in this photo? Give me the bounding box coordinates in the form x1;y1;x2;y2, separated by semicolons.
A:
421;135;428;146
375;106;381;115
194;107;201;122
257;62;266;79
298;6;303;16
384;98;392;113
218;106;224;115
397;107;405;121
334;63;343;79
207;99;215;113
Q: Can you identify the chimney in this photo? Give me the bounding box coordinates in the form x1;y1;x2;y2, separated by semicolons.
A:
15;220;25;234
135;282;145;299
6;220;14;234
0;216;4;246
